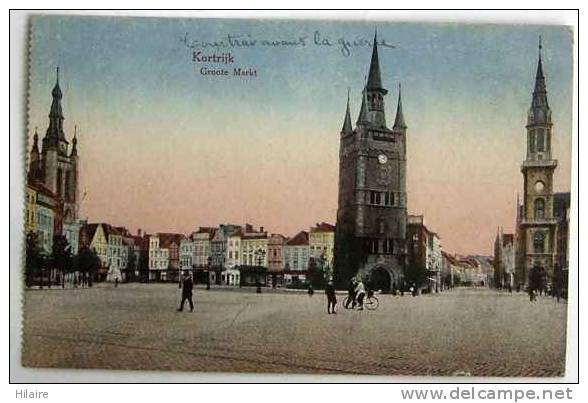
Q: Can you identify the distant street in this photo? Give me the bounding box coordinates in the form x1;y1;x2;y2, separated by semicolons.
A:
22;285;567;376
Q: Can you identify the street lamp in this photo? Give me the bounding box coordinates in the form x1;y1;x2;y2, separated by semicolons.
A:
319;252;326;283
254;248;266;293
206;256;211;290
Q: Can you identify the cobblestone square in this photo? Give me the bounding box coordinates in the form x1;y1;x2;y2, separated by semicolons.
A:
22;284;568;377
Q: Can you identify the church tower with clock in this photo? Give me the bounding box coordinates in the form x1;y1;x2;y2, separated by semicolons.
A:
515;39;559;286
333;32;407;291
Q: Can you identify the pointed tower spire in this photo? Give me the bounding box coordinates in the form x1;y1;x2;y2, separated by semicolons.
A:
527;36;551;128
28;127;42;183
341;88;353;134
31;127;39;153
393;83;407;131
366;29;385;93
46;66;67;145
516;192;521;223
357;80;369;125
532;36;548;109
71;125;78;156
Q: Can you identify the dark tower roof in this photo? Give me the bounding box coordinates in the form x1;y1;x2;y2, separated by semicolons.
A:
31;127;39;154
527;37;551;127
45;67;67;145
71;125;78;157
393;83;407;130
28;127;43;183
532;36;549;109
50;67;64;121
356;85;370;125
341;88;353;134
366;30;387;94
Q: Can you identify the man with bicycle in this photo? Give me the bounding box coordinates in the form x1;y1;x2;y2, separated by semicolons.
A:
355;278;366;311
345;278;357;309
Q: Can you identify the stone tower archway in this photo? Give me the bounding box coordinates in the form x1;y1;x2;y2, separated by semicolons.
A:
370;266;391;292
362;264;402;293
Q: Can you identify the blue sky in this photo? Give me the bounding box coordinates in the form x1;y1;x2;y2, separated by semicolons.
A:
27;16;573;254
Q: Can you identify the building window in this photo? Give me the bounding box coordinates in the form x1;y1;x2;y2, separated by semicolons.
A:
368;239;379;254
529;129;535;153
533;232;545;254
383;192;394;206
536;128;545;152
383;239;393;254
534;198;545;219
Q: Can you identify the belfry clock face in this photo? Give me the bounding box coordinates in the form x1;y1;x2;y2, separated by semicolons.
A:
535;181;545;192
378;154;388;164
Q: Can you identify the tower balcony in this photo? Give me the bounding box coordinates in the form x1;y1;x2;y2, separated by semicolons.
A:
519;217;558;226
520;159;558;171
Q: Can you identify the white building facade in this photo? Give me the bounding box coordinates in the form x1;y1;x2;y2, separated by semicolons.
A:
283;231;309;284
180;236;194;271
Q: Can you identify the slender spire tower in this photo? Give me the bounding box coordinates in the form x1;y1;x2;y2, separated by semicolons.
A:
515;37;558;286
27;127;42;182
357;83;369;126
341;88;353;135
393;83;407;132
365;30;388;128
71;125;78;157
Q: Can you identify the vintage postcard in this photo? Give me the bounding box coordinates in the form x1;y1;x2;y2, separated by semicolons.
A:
20;14;574;378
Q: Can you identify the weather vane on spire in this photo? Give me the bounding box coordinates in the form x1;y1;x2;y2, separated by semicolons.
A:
539;35;542;58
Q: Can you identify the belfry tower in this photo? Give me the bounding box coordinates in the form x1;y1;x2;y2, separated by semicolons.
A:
515;38;558;286
334;32;407;291
28;67;80;222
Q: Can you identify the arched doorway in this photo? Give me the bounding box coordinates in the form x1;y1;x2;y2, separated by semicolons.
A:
370;266;391;293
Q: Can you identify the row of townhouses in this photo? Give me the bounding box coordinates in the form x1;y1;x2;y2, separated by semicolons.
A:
442;253;494;288
143;222;337;286
53;221;338;286
406;215;443;291
24;67;456;290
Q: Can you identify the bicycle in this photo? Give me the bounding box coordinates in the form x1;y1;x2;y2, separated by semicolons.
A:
342;291;379;311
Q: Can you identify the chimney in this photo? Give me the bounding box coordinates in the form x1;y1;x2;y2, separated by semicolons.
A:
260;226;264;233
138;228;142;237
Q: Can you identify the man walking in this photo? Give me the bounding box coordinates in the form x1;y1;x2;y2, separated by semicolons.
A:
325;281;337;314
177;271;194;312
345;278;357;309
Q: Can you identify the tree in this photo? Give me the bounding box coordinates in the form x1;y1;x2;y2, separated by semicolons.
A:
76;246;101;287
139;247;149;282
51;235;72;287
25;231;43;287
308;257;326;289
126;249;136;282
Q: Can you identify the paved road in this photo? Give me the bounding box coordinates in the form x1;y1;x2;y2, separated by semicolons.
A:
21;285;568;377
